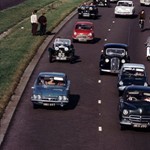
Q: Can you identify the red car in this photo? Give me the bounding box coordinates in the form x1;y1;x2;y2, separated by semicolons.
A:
72;21;95;43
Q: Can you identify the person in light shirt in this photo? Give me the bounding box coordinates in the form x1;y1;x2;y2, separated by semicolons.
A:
30;10;38;35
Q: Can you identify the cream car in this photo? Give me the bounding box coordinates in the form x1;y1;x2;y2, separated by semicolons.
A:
114;0;135;17
140;0;150;6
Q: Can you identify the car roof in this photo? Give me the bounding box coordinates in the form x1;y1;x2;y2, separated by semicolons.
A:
38;72;66;78
54;38;71;45
125;85;150;91
75;21;93;25
121;63;145;69
104;43;128;49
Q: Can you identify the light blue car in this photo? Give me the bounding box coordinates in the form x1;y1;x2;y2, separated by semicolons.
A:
31;72;70;109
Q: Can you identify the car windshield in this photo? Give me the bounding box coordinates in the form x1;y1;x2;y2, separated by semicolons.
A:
122;68;145;78
106;48;126;56
75;24;93;30
37;76;65;86
54;38;71;47
125;91;150;102
118;2;132;7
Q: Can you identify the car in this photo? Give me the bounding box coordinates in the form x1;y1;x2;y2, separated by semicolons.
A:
99;43;130;75
118;63;149;96
140;0;150;6
78;3;98;19
72;21;95;43
48;38;75;63
93;0;110;7
31;72;71;109
145;36;150;61
114;0;135;17
119;85;150;130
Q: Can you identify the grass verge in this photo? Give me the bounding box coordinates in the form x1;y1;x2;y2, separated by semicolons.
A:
0;0;87;118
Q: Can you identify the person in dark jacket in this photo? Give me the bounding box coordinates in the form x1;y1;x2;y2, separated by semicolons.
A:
38;12;47;35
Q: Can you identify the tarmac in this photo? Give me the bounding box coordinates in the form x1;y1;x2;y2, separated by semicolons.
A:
0;9;77;147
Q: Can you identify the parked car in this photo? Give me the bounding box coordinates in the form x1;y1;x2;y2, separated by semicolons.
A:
140;0;150;6
114;0;135;17
48;38;75;63
119;85;150;130
78;3;98;19
93;0;110;7
99;43;130;75
145;36;150;61
31;72;71;109
72;21;95;43
118;63;148;96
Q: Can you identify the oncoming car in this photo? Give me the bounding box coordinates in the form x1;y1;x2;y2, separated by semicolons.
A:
48;38;75;63
99;43;130;75
72;21;95;43
78;3;98;19
119;85;150;130
31;72;70;109
114;0;135;17
118;63;149;96
140;0;150;6
93;0;110;7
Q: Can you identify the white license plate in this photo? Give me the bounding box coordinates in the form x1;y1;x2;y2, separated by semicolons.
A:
133;123;147;128
83;13;90;17
56;57;67;60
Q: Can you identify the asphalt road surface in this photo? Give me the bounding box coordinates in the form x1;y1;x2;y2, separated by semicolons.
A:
0;0;24;10
1;1;150;150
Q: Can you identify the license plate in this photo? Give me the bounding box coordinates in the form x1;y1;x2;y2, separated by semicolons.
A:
133;123;147;128
56;57;67;60
83;13;90;17
43;103;55;106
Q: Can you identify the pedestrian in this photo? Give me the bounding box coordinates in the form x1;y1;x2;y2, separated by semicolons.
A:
30;10;38;35
139;10;146;29
38;12;47;35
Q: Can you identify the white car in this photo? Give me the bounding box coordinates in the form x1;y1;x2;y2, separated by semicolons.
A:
140;0;150;6
114;0;135;17
145;36;150;61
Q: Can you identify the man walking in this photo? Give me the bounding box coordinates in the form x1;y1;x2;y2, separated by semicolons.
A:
38;12;47;35
30;10;38;35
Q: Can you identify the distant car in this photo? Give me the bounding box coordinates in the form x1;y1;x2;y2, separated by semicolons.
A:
48;38;75;63
140;0;150;6
31;72;70;108
78;3;98;19
72;21;95;43
145;36;150;61
114;0;135;17
99;43;130;75
93;0;110;7
118;63;149;96
119;85;150;130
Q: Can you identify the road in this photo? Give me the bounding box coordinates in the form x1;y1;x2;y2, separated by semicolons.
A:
1;1;150;150
0;0;24;10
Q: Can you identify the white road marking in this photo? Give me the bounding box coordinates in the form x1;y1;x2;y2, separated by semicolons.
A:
112;21;115;23
98;80;101;83
98;126;102;131
98;100;101;104
104;38;107;41
108;29;111;31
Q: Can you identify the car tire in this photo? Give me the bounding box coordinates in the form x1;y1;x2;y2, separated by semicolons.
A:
120;125;126;131
33;104;39;109
49;52;53;63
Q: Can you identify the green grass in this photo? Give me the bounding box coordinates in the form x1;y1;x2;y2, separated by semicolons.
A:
0;0;87;118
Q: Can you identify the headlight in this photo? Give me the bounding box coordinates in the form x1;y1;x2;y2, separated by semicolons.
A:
64;47;68;51
74;32;77;35
119;81;123;86
33;94;41;100
121;59;125;63
105;58;109;63
89;7;93;10
88;33;92;36
55;47;59;51
144;82;148;86
123;109;129;115
58;96;63;101
63;96;68;101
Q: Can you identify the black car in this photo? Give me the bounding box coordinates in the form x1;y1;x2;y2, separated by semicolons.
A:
99;43;130;75
48;38;75;63
118;63;149;96
93;0;110;7
78;3;98;19
119;85;150;130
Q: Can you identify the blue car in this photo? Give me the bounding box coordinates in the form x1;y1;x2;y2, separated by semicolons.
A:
31;72;70;109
